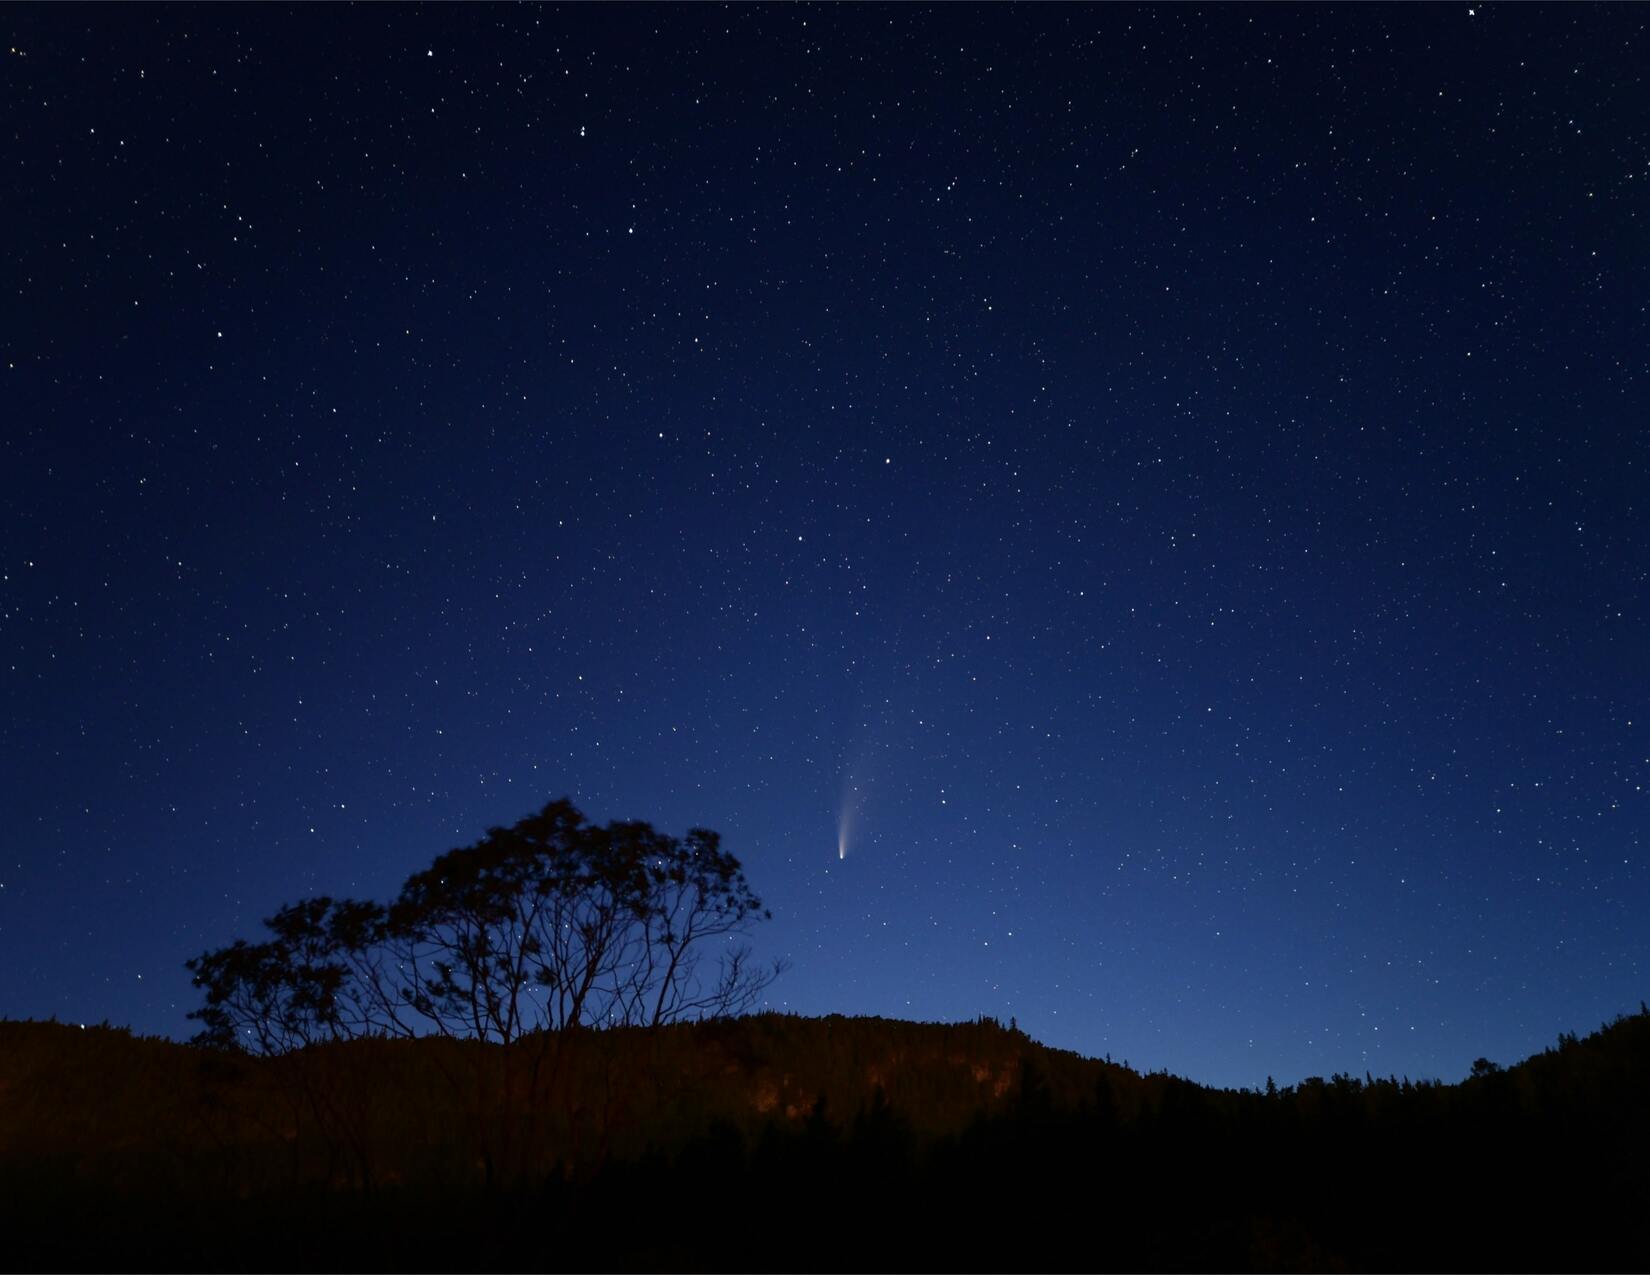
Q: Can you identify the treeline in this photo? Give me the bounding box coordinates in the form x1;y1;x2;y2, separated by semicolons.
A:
4;1007;1649;1270
632;1009;1650;1272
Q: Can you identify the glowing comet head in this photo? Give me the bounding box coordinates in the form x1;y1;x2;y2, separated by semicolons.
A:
836;806;852;861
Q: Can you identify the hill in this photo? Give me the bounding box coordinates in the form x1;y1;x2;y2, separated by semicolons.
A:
3;1009;1648;1270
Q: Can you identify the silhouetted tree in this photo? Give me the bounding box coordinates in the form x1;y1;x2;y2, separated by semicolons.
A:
188;798;782;1052
383;802;780;1042
184;895;394;1187
185;897;391;1051
187;798;785;1184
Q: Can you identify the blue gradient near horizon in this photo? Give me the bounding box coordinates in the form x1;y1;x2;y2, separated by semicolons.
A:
2;4;1646;1090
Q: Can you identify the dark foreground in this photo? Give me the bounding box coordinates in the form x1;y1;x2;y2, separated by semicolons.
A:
4;1010;1648;1271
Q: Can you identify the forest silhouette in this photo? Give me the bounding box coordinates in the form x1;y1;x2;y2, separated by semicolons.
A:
4;800;1647;1271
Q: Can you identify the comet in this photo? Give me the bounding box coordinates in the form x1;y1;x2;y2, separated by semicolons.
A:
837;718;885;861
837;772;869;861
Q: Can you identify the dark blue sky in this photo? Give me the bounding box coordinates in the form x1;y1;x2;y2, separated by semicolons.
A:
4;4;1646;1088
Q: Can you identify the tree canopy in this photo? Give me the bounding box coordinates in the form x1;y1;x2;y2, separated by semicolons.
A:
188;798;783;1053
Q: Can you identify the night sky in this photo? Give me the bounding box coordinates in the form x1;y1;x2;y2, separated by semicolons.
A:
5;4;1647;1090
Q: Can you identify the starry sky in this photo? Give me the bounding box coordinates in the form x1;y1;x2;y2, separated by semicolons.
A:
4;5;1647;1090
